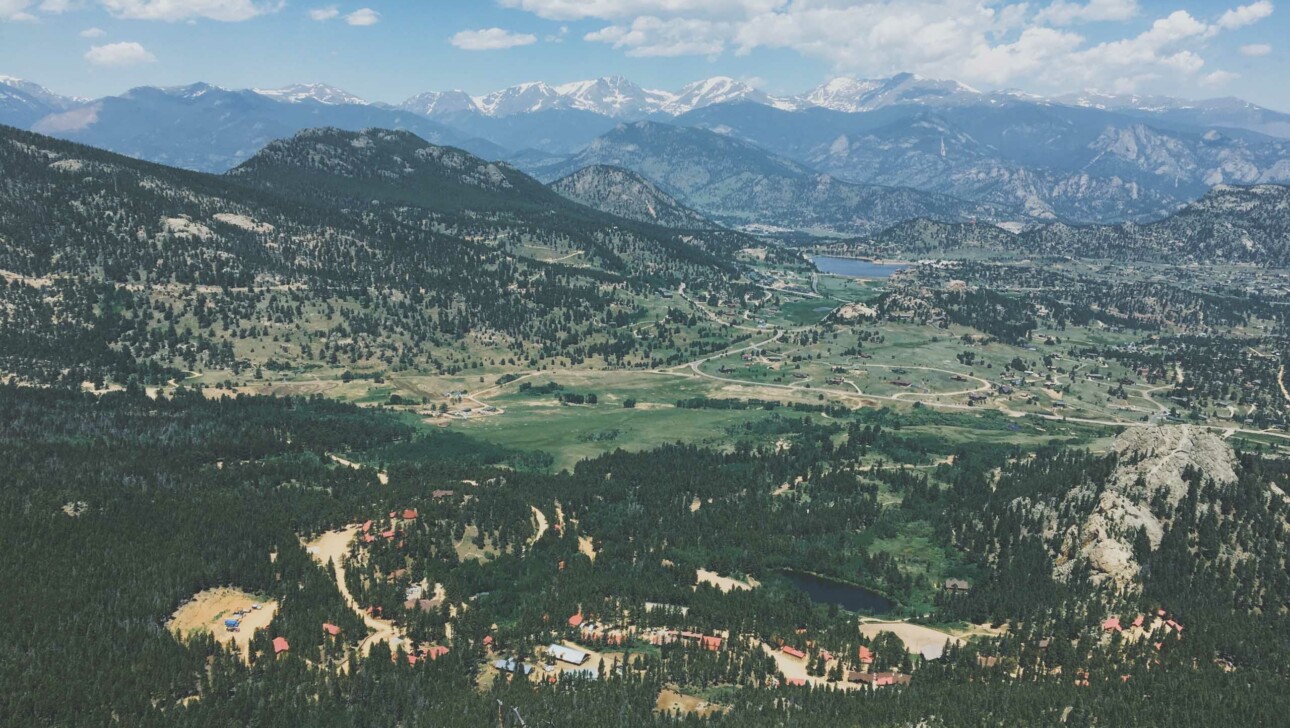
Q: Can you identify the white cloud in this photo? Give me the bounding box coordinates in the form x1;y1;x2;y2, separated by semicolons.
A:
588;16;729;57
84;40;156;66
451;27;538;50
344;6;377;25
1240;42;1272;56
308;5;337;21
98;0;283;22
39;0;76;12
1217;1;1273;29
515;0;1273;95
0;0;36;21
80;26;106;36
1037;0;1139;26
1200;70;1239;86
499;0;783;21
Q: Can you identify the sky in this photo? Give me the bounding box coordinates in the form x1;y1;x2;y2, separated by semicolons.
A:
1;0;1287;110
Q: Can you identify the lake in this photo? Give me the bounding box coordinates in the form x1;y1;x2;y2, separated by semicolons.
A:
783;570;896;613
811;256;908;279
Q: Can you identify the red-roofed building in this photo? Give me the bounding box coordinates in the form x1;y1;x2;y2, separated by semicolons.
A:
858;646;874;664
702;636;722;651
406;653;418;666
424;645;449;660
323;623;340;636
1132;615;1145;628
483;635;493;647
781;646;806;659
568;613;584;628
382;529;396;539
820;649;834;662
272;637;290;654
1101;617;1122;632
361;520;372;533
785;677;807;687
362;534;375;544
402;508;418;520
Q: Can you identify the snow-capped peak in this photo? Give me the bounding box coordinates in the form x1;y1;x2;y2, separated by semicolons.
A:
0;75;85;110
254;83;368;106
552;76;671;117
662;77;779;115
399;89;479;116
801;73;981;112
473;81;564;116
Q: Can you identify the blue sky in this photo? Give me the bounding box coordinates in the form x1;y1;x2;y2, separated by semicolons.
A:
1;1;1286;110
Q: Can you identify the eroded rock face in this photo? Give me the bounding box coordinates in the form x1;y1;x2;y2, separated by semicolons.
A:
1111;425;1237;505
1052;426;1235;589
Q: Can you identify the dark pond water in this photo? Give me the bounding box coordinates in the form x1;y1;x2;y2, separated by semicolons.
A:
783;570;896;613
811;256;908;279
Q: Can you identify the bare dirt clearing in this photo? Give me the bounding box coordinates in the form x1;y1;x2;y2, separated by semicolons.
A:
696;569;759;592
655;688;728;717
167;587;277;662
860;619;965;657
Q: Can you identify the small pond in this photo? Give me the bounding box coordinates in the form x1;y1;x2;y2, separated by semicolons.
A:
782;570;896;613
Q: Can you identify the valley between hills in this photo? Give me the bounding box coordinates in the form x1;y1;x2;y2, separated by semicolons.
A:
3;115;1290;728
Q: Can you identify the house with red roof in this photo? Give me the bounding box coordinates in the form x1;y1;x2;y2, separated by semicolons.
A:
858;646;874;664
424;645;449;660
785;677;807;687
568;612;584;628
401;508;418;520
322;623;340;636
1101;617;1122;632
781;645;806;659
361;520;372;533
272;637;290;654
1131;615;1145;628
702;636;722;651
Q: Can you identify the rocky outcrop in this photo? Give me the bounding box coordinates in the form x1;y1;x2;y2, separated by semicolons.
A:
1052;426;1236;589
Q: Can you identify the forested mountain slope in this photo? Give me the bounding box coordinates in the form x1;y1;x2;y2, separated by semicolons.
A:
550;165;717;229
228;127;741;273
841;185;1290;265
0;124;735;385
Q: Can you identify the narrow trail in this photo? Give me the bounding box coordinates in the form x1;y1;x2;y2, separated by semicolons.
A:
305;527;404;661
328;454;389;485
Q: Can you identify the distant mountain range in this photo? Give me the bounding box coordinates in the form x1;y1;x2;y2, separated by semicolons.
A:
3;72;1289;230
529;121;1009;236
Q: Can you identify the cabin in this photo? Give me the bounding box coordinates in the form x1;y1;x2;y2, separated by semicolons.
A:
1101;617;1122;632
547;644;589;665
858;646;873;664
568;612;584;628
432;489;455;499
702;636;723;652
272;637;290;654
401;508;418;520
322;623;341;636
424;645;449;660
781;645;806;659
785;678;807;687
944;578;971;594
